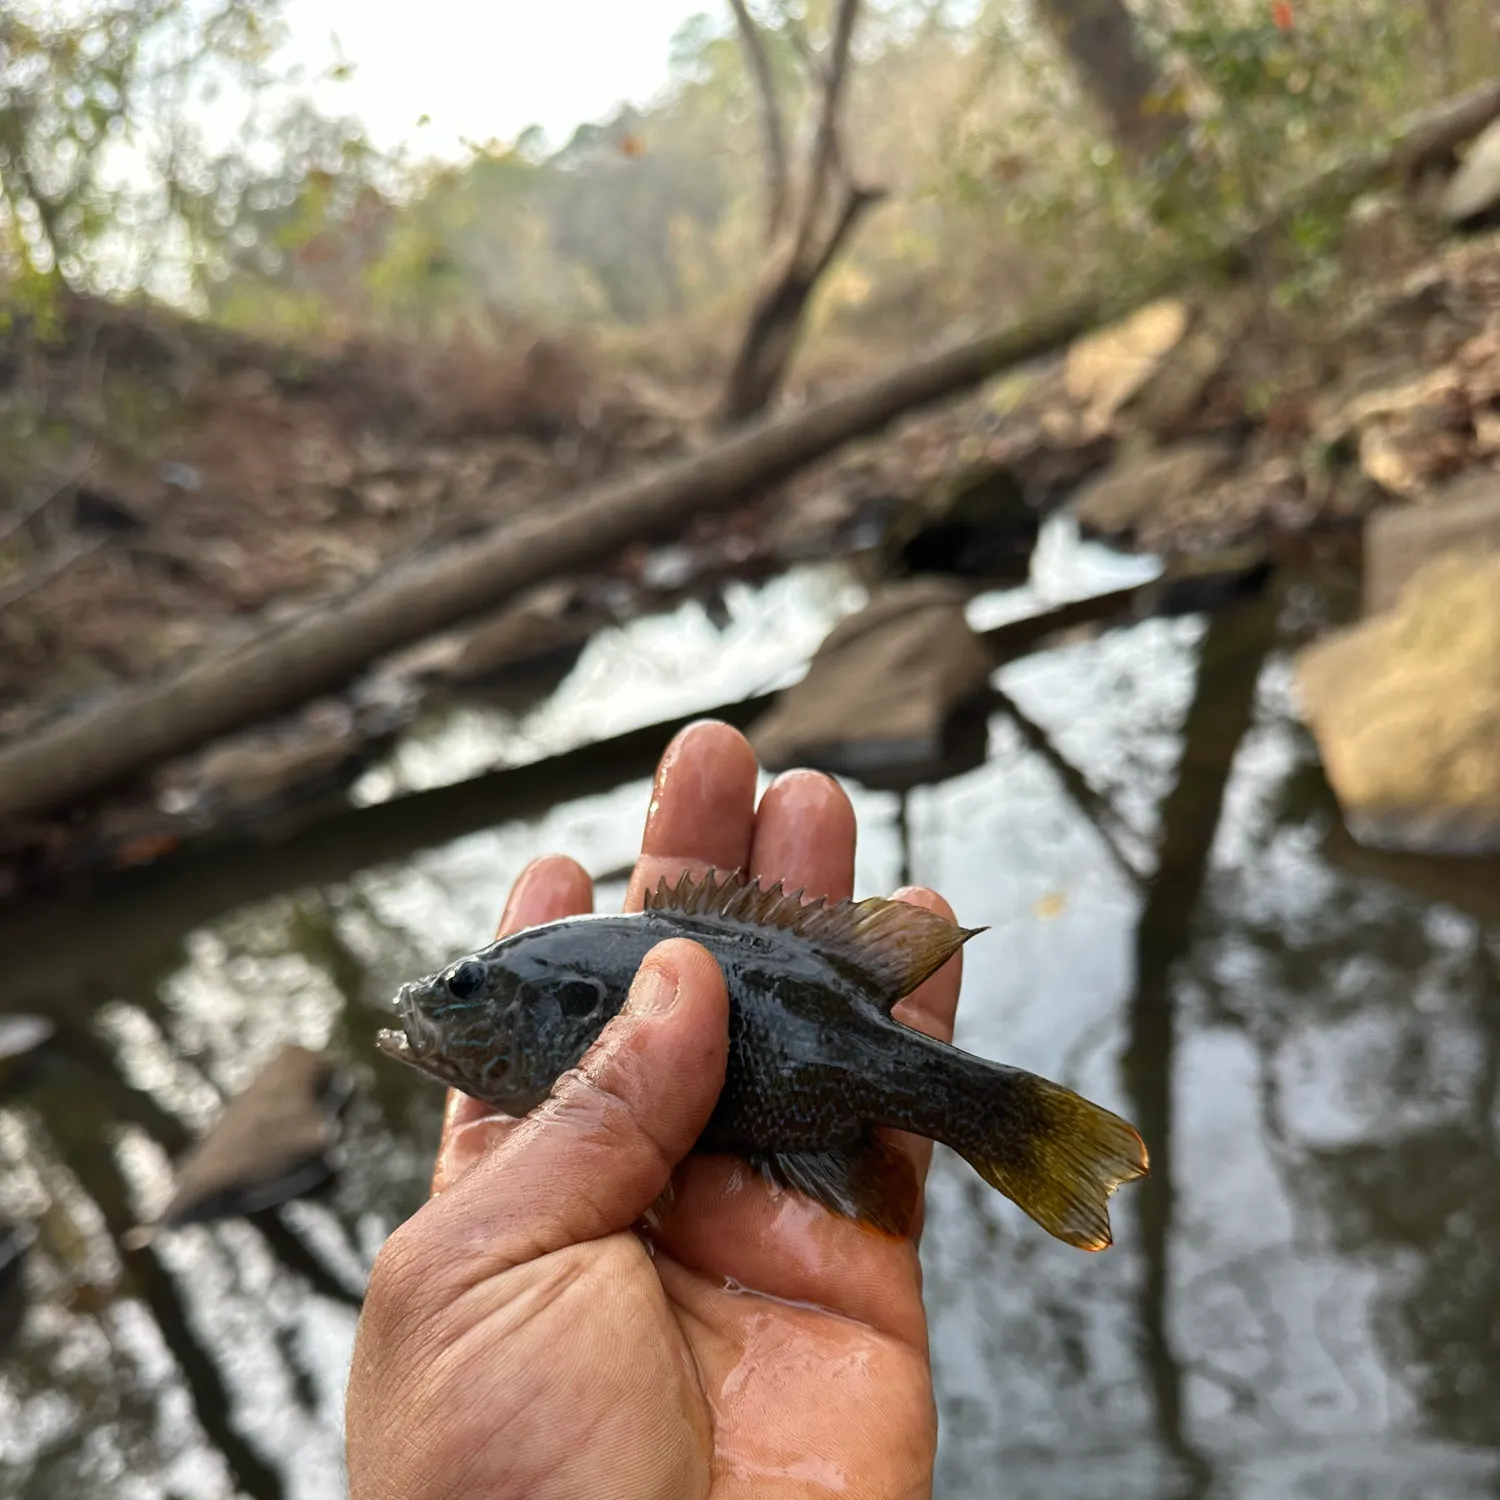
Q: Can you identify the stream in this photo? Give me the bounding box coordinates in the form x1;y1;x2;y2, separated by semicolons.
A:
0;519;1497;1499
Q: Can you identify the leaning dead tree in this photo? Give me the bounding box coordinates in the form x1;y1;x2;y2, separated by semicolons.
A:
719;0;886;424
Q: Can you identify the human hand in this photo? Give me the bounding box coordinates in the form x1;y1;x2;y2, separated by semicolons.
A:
345;720;964;1498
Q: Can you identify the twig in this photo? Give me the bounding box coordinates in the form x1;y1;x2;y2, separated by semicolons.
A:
0;474;76;551
793;0;863;266
0;537;104;613
728;0;791;243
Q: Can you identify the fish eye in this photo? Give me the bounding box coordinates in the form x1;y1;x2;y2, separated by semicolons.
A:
444;960;487;1000
557;977;604;1018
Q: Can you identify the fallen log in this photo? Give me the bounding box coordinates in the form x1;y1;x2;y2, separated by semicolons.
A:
0;78;1494;827
0;543;1270;938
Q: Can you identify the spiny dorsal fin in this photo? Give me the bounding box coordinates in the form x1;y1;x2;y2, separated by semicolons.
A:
645;867;985;1007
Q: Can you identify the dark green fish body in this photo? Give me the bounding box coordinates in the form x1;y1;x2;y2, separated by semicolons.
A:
378;869;1148;1249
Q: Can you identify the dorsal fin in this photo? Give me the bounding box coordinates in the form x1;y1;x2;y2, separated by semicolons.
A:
644;867;985;1007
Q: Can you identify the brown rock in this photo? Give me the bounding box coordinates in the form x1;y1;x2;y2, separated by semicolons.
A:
125;1044;350;1246
1441;116;1500;224
1065;299;1190;432
1071;440;1237;543
747;578;994;782
1128;294;1250;437
1363;471;1500;616
161;706;363;817
1295;553;1500;855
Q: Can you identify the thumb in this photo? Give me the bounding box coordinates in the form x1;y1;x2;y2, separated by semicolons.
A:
401;937;728;1279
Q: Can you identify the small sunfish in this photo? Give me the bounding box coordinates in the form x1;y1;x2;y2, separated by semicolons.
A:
377;868;1149;1248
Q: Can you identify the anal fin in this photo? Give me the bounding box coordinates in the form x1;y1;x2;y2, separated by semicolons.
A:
752;1134;918;1238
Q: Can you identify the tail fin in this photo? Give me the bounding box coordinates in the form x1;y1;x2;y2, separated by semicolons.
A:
957;1073;1148;1251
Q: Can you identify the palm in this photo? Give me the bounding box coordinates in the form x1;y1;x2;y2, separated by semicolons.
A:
402;724;956;1497
479;1218;930;1497
655;1174;936;1496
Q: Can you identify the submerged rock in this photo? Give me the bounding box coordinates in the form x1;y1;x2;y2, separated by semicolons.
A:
124;1044;352;1248
748;577;994;786
1295;553;1500;855
444;581;605;710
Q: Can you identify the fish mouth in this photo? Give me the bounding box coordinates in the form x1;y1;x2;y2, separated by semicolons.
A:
374;1028;414;1061
377;984;438;1066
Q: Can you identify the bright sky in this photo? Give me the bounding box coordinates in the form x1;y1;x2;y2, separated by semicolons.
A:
278;0;708;160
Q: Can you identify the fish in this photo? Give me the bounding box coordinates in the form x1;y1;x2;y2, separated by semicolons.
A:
376;868;1149;1249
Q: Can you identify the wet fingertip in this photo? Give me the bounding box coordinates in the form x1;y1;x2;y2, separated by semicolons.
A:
761;768;854;821
890;885;957;922
498;854;593;934
656;719;752;778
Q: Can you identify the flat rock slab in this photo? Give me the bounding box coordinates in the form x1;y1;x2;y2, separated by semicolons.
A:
127;1044;351;1246
1363;471;1500;616
1296;552;1500;855
1071;439;1238;543
748;578;994;781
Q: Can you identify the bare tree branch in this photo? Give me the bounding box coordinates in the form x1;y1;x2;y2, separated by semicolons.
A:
794;0;864;263
772;0;827;88
719;0;881;422
805;182;886;285
727;0;791;243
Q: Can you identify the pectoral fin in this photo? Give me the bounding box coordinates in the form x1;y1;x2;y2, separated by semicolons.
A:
751;1134;918;1238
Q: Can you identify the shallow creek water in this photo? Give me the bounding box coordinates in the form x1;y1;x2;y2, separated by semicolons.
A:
0;520;1496;1499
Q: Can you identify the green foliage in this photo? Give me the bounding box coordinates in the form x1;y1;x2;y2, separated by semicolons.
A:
0;0;292;302
6;0;1494;364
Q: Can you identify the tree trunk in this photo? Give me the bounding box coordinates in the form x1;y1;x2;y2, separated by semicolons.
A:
1033;0;1186;161
719;183;884;423
0;76;1496;827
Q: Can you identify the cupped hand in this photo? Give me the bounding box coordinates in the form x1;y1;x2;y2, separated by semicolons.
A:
346;721;964;1499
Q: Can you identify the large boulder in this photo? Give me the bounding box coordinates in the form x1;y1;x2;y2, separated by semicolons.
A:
748;577;994;787
1295;553;1500;854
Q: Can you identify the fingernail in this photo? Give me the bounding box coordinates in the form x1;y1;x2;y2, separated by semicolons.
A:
626;957;680;1016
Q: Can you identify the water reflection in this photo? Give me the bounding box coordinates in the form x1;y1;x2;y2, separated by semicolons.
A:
0;528;1497;1498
